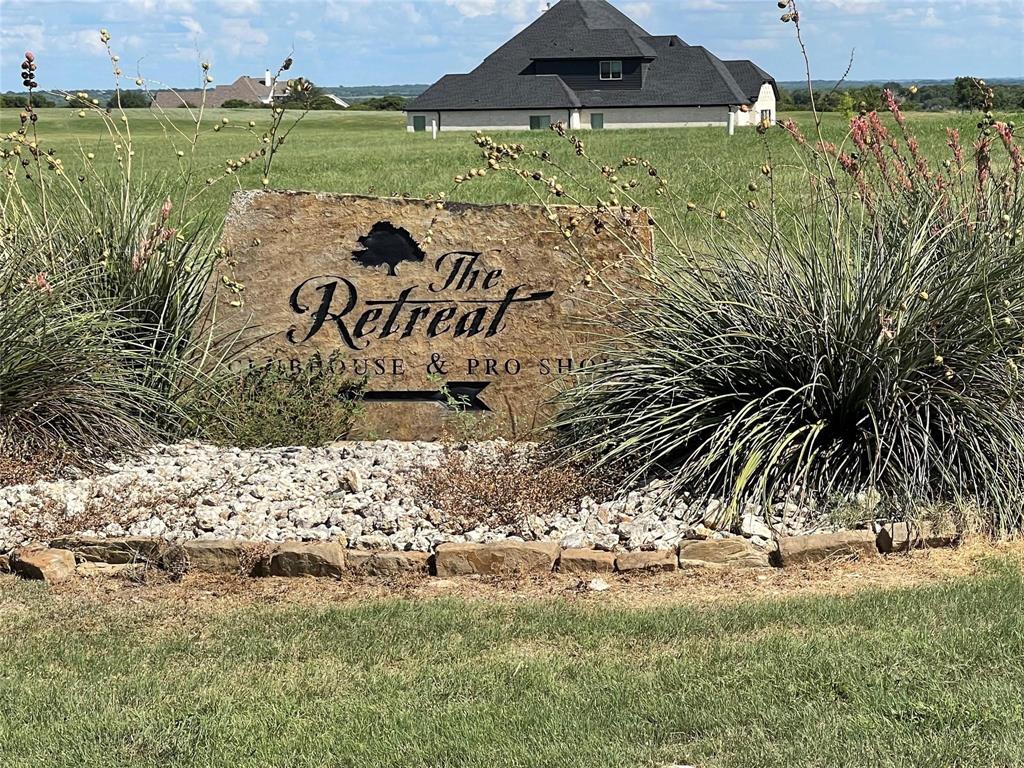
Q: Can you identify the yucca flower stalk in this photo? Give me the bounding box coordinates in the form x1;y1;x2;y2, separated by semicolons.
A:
1;37;308;470
464;3;1024;533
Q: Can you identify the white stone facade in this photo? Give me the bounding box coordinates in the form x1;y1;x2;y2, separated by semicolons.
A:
738;83;777;127
408;102;765;133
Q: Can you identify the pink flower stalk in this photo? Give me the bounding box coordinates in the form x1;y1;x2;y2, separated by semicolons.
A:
839;153;875;213
995;122;1023;176
28;271;53;295
781;119;807;146
907;136;931;180
883;89;907;131
861;112;899;196
160;197;173;222
850;116;871;154
868;111;891;145
975;136;993;207
947;128;965;176
132;237;151;272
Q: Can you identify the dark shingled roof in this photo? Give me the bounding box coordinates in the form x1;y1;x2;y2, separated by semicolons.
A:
408;0;773;112
724;60;780;101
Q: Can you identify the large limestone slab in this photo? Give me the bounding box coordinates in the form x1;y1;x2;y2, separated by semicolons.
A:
877;521;960;553
50;536;161;565
678;539;770;569
180;540;253;574
217;191;649;439
559;548;616;574
347;550;432;576
775;531;877;566
12;548;76;583
434;541;560;576
615;550;677;573
266;542;346;578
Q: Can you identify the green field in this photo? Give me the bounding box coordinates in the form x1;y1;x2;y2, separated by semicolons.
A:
3;108;1020;224
2;556;1024;768
5;107;1024;768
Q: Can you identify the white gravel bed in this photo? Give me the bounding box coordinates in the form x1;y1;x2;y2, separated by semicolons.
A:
0;441;837;553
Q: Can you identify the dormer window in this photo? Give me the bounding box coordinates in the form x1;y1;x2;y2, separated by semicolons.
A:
599;60;623;81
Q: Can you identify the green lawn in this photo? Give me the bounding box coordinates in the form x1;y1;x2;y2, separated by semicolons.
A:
2;559;1024;768
3;107;1021;226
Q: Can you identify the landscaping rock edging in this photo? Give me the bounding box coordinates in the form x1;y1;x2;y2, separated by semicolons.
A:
0;442;840;555
3;524;961;584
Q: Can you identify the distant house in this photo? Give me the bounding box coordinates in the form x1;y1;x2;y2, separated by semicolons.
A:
324;94;351;108
152;71;289;109
406;0;777;133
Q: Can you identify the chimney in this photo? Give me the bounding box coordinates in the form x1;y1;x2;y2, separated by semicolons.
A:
265;69;272;88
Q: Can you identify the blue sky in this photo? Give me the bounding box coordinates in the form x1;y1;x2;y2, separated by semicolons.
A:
1;0;1022;91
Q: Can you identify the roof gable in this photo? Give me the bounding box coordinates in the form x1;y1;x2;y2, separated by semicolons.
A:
408;0;772;113
724;60;779;100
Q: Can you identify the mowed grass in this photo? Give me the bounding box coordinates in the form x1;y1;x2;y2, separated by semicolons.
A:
2;559;1024;768
3;108;1021;226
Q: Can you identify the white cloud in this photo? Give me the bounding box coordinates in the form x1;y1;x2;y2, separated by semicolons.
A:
1;23;47;55
214;0;261;14
180;16;204;37
818;0;882;13
121;34;145;50
220;19;268;55
402;2;424;24
623;2;652;20
505;0;547;22
445;0;498;17
70;28;108;55
444;0;545;20
921;7;942;28
167;43;206;62
325;0;373;23
123;0;194;11
680;0;728;10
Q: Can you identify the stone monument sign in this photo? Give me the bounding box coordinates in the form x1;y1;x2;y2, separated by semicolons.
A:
216;190;646;439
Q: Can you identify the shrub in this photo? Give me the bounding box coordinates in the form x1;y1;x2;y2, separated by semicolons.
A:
191;354;367;448
464;80;1024;534
1;43;306;470
2;93;54;108
349;95;408;111
412;442;587;537
222;99;255;108
0;263;160;474
105;90;150;109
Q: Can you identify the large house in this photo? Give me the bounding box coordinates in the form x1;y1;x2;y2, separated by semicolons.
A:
153;72;291;109
406;0;777;133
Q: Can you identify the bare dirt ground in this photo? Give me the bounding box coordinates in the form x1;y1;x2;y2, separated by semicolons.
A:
4;537;1021;620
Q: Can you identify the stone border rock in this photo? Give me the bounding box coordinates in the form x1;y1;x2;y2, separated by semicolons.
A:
1;523;962;584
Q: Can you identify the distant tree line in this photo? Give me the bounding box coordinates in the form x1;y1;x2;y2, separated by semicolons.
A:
780;78;1024;114
2;86;409;112
1;91;150;108
347;95;407;111
222;90;408;111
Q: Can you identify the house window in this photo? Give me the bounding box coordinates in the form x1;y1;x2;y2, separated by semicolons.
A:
590;113;604;130
760;109;772;122
529;115;551;131
600;60;623;81
413;115;427;132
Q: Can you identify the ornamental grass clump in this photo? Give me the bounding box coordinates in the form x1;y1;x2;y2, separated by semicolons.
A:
461;23;1024;533
1;38;308;473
